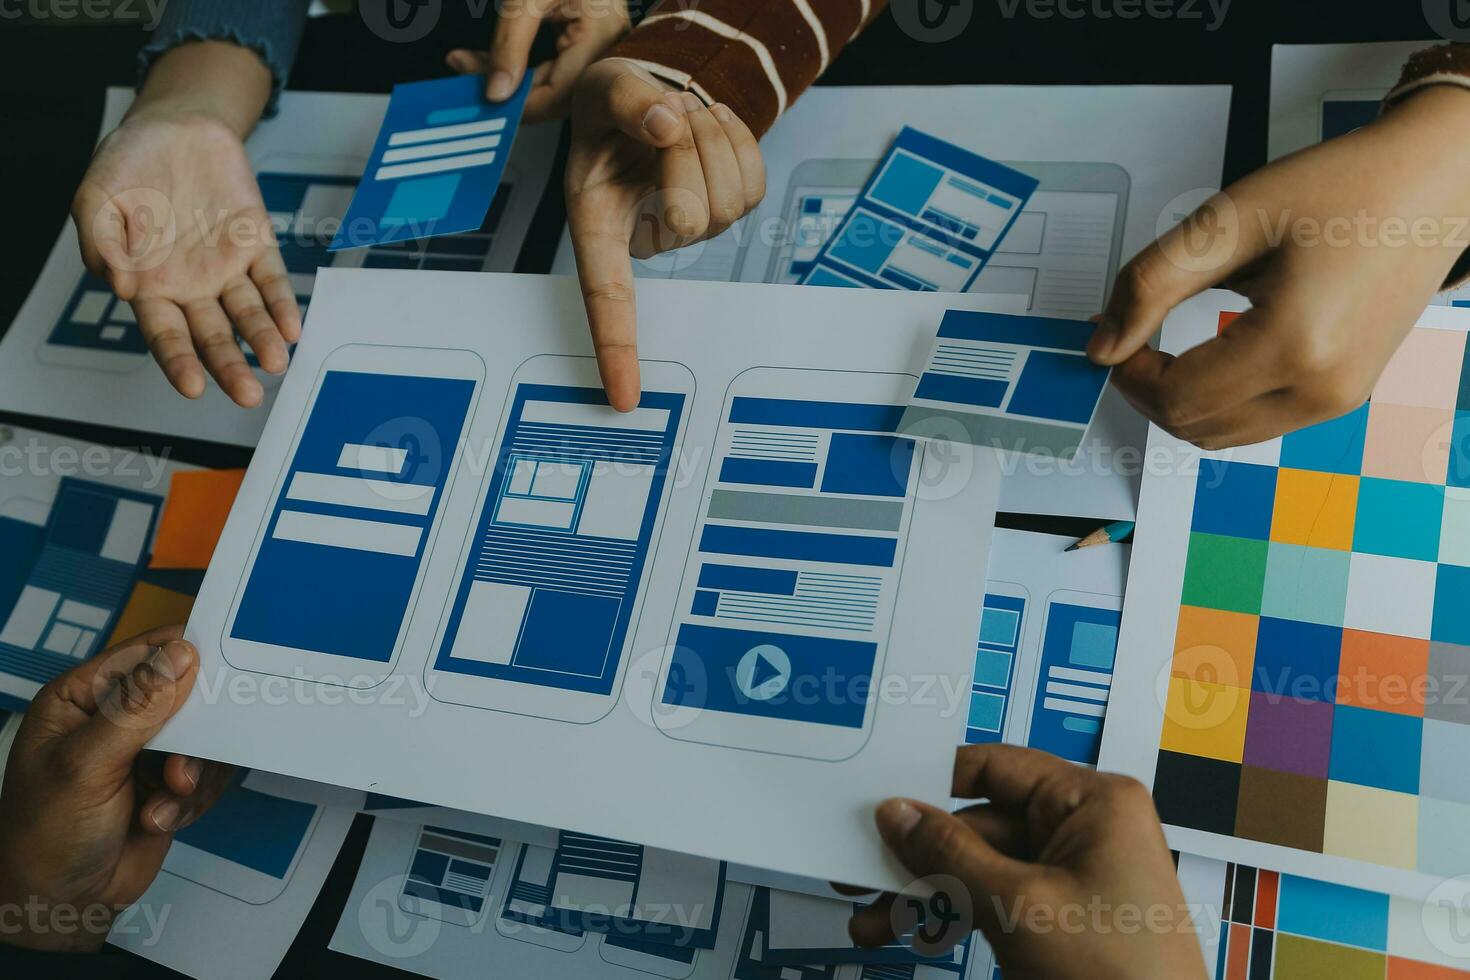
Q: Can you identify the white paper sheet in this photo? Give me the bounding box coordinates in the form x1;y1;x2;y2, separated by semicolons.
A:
1096;289;1470;902
157;270;1004;892
0;87;558;447
551;85;1232;521
107;787;354;979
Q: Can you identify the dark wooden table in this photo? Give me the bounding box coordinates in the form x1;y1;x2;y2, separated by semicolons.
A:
0;3;1446;975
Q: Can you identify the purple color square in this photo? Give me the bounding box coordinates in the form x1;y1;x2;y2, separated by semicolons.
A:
1242;691;1335;778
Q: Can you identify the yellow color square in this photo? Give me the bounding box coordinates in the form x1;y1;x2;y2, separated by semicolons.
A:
1271;468;1359;550
1159;676;1249;763
1173;605;1257;689
1323;781;1418;869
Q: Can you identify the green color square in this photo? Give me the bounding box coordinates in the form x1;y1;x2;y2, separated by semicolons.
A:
1181;532;1269;614
1260;543;1351;627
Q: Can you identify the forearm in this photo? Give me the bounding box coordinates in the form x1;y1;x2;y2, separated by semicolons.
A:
607;0;888;137
127;40;272;139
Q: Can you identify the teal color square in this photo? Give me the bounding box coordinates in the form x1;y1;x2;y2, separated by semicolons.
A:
1068;621;1118;670
979;606;1021;646
1434;564;1470;645
973;649;1013;689
1353;478;1445;561
967;691;1005;733
1279;403;1368;475
1260;543;1351;626
381;172;461;227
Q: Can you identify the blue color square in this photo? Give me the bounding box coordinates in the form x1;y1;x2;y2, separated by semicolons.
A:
691;590;719;616
973;649;1013;689
871;153;943;217
1191;460;1277;540
1449;411;1470;489
979;606;1021;647
48;485;117;554
1251;617;1342;702
409;849;449;884
828;217;897;276
967;691;1005;733
381;173;461;226
1005;350;1110;425
1068;621;1118;670
1275;874;1388;950
513;590;620;676
1328;705;1423;794
914;372;1008;408
173;782;314;878
1353;478;1444;561
820;433;916;497
1433;564;1470;645
1279;403;1368;474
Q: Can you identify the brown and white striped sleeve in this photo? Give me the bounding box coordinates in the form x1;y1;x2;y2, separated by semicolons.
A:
1385;42;1470;111
609;0;888;137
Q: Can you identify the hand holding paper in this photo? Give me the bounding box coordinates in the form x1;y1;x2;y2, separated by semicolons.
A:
566;59;766;410
1090;85;1470;450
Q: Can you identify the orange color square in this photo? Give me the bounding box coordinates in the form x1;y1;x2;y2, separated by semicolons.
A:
107;582;197;648
1373;327;1467;410
1160;676;1250;763
150;468;246;570
1336;629;1430;717
1173;605;1257;690
1387;956;1470;979
1270;468;1358;550
1361;403;1455;485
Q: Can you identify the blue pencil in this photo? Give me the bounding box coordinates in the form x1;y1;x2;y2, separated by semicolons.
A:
1066;520;1136;552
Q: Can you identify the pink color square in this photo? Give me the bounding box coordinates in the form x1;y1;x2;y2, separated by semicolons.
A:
1361;403;1454;484
1372;328;1466;410
1241;691;1335;778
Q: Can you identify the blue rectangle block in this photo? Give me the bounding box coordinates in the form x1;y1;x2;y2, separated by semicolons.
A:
173;783;315;879
409;849;450;884
692;590;720;616
728;397;905;433
512;590;621;676
968;691;1005;732
717;457;817;489
936;310;1096;352
819;433;915;497
697;564;797;595
828;219;898;275
891;127;1041;201
870;152;944;216
1328;705;1422;794
700;525;897;567
662;623;876;728
1006;351;1110;425
914;372;1008;409
1275;874;1389;950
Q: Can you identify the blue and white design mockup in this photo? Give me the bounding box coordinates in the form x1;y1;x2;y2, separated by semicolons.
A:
0;478;160;711
224;346;481;683
330;73;532;250
1023;595;1120;766
164;776;322;905
965;589;1028;746
799;127;1038;292
427;356;691;723
900;310;1111;460
398;824;503;927
656;368;923;761
500;831;726;949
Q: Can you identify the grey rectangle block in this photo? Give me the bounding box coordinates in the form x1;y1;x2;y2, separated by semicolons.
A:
707;489;905;532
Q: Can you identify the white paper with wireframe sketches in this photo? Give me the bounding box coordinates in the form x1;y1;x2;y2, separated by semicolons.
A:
157;270;1011;893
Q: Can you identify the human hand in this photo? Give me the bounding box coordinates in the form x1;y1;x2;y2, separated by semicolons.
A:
565;58;766;410
0;626;232;952
1089;85;1470;449
446;0;631;121
847;744;1206;980
71;40;295;408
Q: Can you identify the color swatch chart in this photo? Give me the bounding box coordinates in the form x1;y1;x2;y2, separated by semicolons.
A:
1214;863;1470;980
1155;313;1470;878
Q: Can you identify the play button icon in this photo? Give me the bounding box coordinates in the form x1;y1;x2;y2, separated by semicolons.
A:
735;644;791;702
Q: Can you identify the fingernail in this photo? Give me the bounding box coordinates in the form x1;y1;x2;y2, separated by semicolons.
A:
1088;317;1119;361
183;757;203;790
876;799;922;838
152;799;181;833
149;641;194;682
643;103;680;142
681;91;703;113
487;70;515;101
663;91;688;114
711;103;733;123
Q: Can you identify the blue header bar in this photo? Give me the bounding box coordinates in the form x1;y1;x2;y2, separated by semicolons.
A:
893;126;1040;202
937;310;1097;353
728;397;905;433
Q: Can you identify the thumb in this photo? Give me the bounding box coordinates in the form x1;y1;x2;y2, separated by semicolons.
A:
581;60;689;148
875;798;1035;906
1088;190;1262;366
486;0;557;101
68;641;200;775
